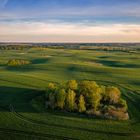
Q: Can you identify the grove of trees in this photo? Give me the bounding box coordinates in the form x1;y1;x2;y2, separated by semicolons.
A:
7;59;31;66
45;80;129;120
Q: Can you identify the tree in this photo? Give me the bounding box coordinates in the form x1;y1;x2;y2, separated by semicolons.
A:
46;82;57;93
78;95;86;113
65;89;76;111
105;86;121;104
118;98;128;110
66;80;78;90
48;83;56;90
88;87;101;111
46;83;57;109
79;80;99;97
56;89;66;109
78;81;102;111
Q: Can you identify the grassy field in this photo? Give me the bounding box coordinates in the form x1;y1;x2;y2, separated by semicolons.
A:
0;48;140;140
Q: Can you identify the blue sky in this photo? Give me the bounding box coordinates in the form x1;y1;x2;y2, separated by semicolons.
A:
0;0;140;42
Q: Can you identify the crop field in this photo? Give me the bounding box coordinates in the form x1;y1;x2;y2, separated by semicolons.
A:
0;47;140;140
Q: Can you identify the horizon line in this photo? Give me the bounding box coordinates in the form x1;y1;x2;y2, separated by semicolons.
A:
0;41;140;44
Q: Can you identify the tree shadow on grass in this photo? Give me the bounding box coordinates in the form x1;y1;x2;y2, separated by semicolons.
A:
67;65;111;76
6;65;36;72
6;64;51;72
0;86;43;113
96;60;140;68
98;56;111;59
31;58;50;64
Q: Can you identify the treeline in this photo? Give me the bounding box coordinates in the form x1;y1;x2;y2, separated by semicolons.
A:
79;46;137;52
45;80;129;120
0;43;139;51
0;45;30;50
7;59;31;66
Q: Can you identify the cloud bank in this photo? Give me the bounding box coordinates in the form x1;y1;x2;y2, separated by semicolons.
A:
0;22;140;42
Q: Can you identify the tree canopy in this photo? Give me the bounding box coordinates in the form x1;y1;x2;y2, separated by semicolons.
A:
45;80;129;120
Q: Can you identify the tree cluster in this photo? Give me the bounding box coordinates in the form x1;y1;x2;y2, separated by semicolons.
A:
45;80;129;120
0;45;30;50
7;59;31;66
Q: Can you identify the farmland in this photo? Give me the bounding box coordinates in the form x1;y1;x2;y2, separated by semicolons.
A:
0;44;140;140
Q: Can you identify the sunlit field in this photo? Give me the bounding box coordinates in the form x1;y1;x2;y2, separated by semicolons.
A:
0;46;140;140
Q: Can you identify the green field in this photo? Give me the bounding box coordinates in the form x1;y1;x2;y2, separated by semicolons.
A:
0;48;140;140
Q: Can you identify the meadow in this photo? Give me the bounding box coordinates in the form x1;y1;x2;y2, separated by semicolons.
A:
0;46;140;140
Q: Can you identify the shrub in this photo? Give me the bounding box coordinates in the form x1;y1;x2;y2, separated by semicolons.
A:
104;106;129;120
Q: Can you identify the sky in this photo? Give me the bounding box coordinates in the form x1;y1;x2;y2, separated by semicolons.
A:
0;0;140;43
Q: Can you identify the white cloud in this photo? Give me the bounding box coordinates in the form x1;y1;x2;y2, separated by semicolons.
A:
0;22;140;42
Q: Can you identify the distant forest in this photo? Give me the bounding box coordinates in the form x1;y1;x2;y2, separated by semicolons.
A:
0;43;140;51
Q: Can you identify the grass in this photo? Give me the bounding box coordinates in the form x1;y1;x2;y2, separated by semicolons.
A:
0;48;140;140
